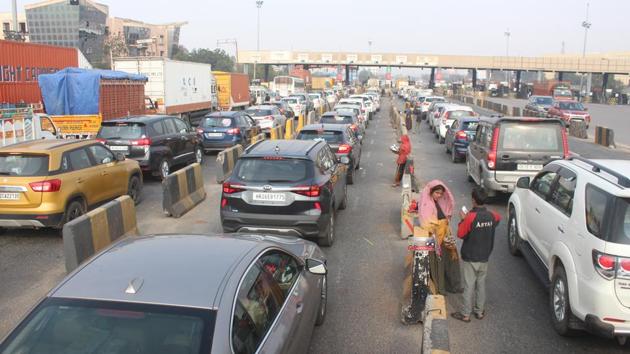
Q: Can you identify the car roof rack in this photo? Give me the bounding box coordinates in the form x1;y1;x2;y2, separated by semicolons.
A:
569;156;630;188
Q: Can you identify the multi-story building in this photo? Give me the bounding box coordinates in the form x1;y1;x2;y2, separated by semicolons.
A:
25;0;108;67
107;17;186;58
0;12;28;41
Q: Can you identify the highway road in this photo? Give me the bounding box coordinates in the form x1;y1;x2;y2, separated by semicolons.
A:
1;97;628;352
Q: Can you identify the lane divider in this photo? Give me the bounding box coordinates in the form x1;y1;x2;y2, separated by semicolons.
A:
162;162;206;218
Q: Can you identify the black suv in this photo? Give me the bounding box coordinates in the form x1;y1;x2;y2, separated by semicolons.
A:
220;139;349;247
96;115;203;180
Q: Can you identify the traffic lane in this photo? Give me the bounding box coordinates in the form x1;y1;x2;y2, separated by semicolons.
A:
309;99;422;353
408;107;625;353
0;158;222;339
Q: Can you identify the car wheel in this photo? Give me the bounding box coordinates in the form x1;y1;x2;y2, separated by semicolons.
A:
439;135;445;144
507;207;522;256
158;159;170;180
339;184;348;210
127;175;142;205
63;200;85;224
194;146;204;164
466;160;474;182
347;165;355;185
445;143;451;154
319;210;335;247
550;265;579;336
315;274;328;326
451;148;458;163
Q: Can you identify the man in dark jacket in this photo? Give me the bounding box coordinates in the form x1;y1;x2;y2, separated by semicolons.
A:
451;187;501;323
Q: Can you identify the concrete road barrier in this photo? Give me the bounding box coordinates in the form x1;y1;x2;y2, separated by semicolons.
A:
162;163;206;218
595;126;616;148
251;132;266;144
270;125;284;140
569;120;588;139
62;195;138;272
216;144;244;183
512;106;521;116
307;111;317;125
422;295;450;354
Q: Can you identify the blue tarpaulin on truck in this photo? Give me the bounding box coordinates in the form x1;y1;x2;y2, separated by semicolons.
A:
38;68;147;116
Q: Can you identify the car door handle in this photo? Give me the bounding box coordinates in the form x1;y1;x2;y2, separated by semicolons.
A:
76;178;84;184
557;226;565;234
296;302;304;314
535;208;540;214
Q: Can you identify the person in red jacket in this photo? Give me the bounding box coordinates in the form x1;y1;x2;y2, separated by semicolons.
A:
451;187;501;323
392;134;411;187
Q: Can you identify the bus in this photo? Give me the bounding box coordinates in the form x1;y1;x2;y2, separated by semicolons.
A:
273;76;305;97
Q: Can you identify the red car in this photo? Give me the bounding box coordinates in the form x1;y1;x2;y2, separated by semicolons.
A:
547;100;591;127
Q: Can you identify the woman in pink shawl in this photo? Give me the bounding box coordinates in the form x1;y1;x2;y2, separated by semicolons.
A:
418;180;455;226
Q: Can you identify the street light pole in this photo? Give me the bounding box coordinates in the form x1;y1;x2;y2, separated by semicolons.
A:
254;0;263;80
579;2;591;101
504;29;511;89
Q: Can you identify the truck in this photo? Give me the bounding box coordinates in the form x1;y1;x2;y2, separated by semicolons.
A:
533;80;573;100
113;57;215;126
0;108;59;147
213;71;250;111
311;77;334;91
290;68;313;90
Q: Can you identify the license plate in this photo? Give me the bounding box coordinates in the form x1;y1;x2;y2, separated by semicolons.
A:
517;164;543;171
108;145;129;151
252;192;286;202
205;133;224;138
0;192;20;200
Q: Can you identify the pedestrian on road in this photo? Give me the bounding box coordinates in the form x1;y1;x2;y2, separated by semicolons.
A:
392;134;411;187
404;104;413;132
451;187;501;323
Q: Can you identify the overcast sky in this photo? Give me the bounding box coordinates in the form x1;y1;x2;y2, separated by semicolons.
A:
3;0;629;57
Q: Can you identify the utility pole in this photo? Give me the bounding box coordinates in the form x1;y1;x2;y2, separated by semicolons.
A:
561;40;565;55
504;29;511;89
579;2;591;101
254;0;263;80
11;0;18;32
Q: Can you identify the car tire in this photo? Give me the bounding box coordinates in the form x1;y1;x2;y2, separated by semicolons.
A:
315;274;328;326
194;146;204;165
63;199;85;225
339;185;348;210
158;159;170;181
451;149;458;163
127;175;142;205
319;210;335;247
445;143;451;154
466;160;474;182
439;135;445;144
550;265;579;336
507;207;522;256
347;165;355;185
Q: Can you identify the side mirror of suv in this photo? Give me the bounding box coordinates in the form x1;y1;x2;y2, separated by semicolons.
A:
516;176;530;189
306;258;327;275
115;153;125;162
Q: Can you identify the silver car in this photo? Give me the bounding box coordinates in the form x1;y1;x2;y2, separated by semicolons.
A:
0;234;328;354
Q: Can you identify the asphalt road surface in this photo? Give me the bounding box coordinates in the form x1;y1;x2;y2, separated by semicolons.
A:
1;97;628;353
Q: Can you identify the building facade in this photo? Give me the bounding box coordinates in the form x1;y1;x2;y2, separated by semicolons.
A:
107;17;185;58
25;0;108;67
0;12;28;41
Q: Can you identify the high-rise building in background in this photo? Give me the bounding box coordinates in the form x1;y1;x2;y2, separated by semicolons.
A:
107;17;186;58
25;0;108;67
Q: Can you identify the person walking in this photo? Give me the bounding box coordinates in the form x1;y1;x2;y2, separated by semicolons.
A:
451;187;501;323
392;134;411;187
404;104;413;132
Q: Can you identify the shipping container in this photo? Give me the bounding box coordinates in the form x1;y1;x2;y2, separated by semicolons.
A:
311;77;334;90
532;80;572;97
113;57;214;124
0;40;79;106
213;71;250;111
290;68;312;88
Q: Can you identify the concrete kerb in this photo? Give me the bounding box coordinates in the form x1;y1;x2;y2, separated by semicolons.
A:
422;295;451;354
62;195;138;273
215;144;244;183
162;162;206;218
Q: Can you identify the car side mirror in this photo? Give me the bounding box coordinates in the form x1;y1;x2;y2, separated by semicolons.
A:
306;258;327;275
516;177;530;189
115;153;125;162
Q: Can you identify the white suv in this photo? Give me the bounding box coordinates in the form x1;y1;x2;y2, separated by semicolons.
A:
508;157;630;344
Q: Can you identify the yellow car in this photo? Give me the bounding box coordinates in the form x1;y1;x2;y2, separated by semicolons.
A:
0;139;142;231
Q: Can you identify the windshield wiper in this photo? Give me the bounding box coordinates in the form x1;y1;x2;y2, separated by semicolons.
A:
266;179;294;183
0;172;12;175
104;136;122;139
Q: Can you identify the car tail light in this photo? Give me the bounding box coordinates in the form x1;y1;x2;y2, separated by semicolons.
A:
131;138;152;146
222;182;244;194
592;250;616;280
96;138;106;144
442;111;450;122
196;128;204;134
620;258;630;272
338;144;352;153
561;127;569;159
456;131;467;140
294;185;321;197
226;128;241;135
487;127;500;170
314;202;321;210
30;179;62;192
221;198;228;208
350;124;358;132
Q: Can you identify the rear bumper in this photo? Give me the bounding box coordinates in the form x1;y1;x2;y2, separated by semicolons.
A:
220;210;325;238
585;314;630;338
202;139;242;151
481;169;538;193
453;142;469;156
0;212;64;228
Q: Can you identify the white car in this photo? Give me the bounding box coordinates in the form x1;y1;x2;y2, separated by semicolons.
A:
338;98;367;119
435;105;476;143
281;97;306;117
308;93;324;111
334;105;366;129
508;157;630;344
245;105;286;132
324;90;337;106
420;96;446;117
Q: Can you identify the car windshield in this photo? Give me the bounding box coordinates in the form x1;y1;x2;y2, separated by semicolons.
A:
0;154;49;176
282;98;298;104
246;109;273;117
554;89;573;97
202;117;235;128
534;97;553;105
98;123;145;140
320;115;353;124
297;130;345;144
0;298;214;354
233;158;312;183
498;123;562;152
558;102;585;111
461;121;479;131
335;108;357;115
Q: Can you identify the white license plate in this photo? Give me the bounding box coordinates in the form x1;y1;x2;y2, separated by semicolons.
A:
0;192;20;200
517;164;543;171
205;133;224;138
108;145;129;151
252;192;286;202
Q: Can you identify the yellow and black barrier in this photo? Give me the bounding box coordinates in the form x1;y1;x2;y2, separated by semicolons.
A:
270;125;284;140
297;113;306;131
284;118;296;139
595;126;615;148
421;295;450;354
251;132;266;144
162;163;206;218
62;195;138;272
307;111;317;125
216;144;244;183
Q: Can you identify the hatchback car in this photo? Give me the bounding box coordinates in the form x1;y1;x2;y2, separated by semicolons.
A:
281;97;306;117
245;105;286;133
435;105;476;143
445;116;479;163
197;112;260;153
297;124;361;184
524;95;554;117
319;111;365;142
97;115;202;180
220;140;349;247
0;233;328;354
466;116;568;197
0;140;142;232
547;100;592;127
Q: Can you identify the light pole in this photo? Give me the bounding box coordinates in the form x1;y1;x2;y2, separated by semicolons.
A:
504;29;511;89
579;2;591;101
253;0;264;80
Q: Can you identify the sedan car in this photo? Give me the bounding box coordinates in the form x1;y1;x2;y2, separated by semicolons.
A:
444;116;479;163
197;111;259;152
0;234;328;354
245;105;286;133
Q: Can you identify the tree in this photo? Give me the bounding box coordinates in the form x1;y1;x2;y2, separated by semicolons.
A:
103;34;128;69
174;47;235;72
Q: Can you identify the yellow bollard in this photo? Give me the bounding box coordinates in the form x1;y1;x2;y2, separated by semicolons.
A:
297;114;305;131
284;119;294;140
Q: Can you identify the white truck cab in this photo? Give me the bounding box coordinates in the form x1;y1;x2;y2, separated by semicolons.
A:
1;108;58;147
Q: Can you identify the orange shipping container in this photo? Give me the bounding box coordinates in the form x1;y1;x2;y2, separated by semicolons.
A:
99;80;146;121
0;40;78;105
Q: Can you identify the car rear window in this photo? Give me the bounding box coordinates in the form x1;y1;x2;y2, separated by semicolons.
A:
535;97;553;105
320;116;353;124
283;99;298;104
0;154;49;176
297;130;345;144
586;185;630;245
462;121;479;131
233;158;312;183
246;109;273;117
448;110;474;119
98;123;146;139
558;102;585;110
202;117;235;128
610;197;630;245
335;108;358;116
498;122;562;152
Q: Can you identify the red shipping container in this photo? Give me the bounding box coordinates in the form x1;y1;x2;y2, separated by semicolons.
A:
99;80;146;121
0;40;78;105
